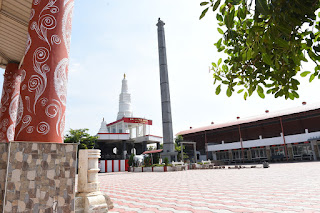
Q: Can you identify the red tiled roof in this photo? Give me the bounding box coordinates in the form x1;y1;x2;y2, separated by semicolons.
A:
142;149;163;154
176;103;320;136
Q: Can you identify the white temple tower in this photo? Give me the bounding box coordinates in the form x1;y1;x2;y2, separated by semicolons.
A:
117;74;133;120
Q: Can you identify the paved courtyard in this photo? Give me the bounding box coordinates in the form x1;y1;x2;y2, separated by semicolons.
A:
97;162;320;213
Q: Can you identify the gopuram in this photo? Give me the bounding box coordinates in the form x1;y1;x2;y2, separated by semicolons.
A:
156;18;177;161
97;74;162;160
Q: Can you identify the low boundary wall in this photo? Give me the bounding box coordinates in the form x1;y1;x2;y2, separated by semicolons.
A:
98;160;129;173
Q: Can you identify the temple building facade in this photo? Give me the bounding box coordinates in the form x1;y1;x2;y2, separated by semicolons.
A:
97;75;162;160
177;104;320;164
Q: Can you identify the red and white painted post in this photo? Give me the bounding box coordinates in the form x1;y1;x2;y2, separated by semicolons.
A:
0;63;22;142
14;0;74;143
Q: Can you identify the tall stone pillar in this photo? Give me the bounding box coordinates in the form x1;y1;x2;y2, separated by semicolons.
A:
0;63;22;142
156;18;176;161
14;0;74;143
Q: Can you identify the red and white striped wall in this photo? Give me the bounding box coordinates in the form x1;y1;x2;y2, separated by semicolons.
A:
99;160;129;173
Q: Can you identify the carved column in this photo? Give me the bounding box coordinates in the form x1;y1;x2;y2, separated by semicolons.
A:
76;149;113;212
0;63;22;142
14;0;74;143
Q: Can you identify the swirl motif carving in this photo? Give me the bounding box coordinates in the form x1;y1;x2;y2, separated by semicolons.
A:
30;9;35;20
40;14;56;30
7;124;15;141
21;70;26;82
32;47;49;113
15;95;23;127
9;95;19;123
15;0;74;142
45;102;59;118
15;115;32;138
54;58;68;105
33;0;41;5
40;97;48;106
24;33;32;57
51;34;61;45
34;47;49;63
31;0;59;49
25;96;32;113
28;75;43;92
2;119;8;127
62;1;74;55
26;126;34;134
59;113;65;139
37;121;50;135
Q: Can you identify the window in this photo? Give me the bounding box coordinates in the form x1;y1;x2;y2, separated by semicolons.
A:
217;151;229;160
252;148;266;159
271;146;285;156
292;143;312;156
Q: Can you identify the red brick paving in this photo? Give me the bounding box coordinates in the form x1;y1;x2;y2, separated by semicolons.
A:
87;162;320;212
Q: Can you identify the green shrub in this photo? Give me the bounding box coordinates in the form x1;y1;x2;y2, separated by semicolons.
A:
152;164;164;167
144;156;152;167
128;153;135;167
164;157;169;166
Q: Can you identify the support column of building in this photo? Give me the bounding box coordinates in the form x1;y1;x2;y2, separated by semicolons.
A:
247;148;252;161
14;0;74;143
310;140;317;160
0;63;22;142
142;141;147;153
287;144;294;160
136;126;139;137
266;146;271;161
2;2;79;212
313;141;320;160
228;150;233;163
143;124;146;136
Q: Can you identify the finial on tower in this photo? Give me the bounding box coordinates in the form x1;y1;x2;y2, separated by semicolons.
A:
124;73;126;79
157;18;165;27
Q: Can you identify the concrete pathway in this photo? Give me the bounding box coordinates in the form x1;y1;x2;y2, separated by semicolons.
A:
97;162;320;212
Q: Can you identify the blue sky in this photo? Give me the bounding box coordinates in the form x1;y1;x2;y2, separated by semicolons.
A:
1;0;320;138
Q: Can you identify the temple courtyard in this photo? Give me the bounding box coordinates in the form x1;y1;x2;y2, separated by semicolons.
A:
90;162;320;213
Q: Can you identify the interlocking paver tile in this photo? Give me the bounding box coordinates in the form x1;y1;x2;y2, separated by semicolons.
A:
77;161;320;212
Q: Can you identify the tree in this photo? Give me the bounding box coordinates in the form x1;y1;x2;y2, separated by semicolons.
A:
128;153;135;167
175;135;188;161
64;128;98;149
200;0;320;100
175;135;184;146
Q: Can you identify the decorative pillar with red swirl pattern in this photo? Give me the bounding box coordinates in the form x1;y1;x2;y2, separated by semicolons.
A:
0;63;22;142
14;0;74;143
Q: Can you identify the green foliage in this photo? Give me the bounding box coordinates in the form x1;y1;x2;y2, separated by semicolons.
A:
175;135;184;146
64;128;97;149
164;157;169;166
200;0;320;100
128;153;135;167
152;164;164;167
144;155;152;167
175;135;188;161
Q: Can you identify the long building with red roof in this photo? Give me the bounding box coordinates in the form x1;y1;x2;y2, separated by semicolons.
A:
176;103;320;163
